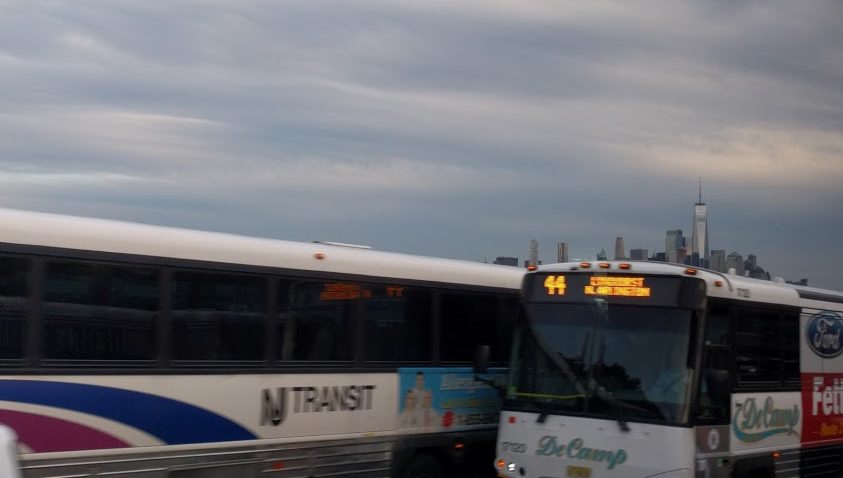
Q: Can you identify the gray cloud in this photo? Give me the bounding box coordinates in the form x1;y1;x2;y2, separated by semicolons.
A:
0;0;841;288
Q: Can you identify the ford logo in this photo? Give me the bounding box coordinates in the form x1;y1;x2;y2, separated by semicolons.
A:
807;312;843;358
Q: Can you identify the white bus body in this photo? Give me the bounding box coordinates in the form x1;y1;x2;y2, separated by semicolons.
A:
495;261;843;478
0;208;524;477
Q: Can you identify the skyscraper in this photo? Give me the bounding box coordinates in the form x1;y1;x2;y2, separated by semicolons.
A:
630;248;648;260
746;254;757;270
528;239;539;267
665;229;684;263
727;252;745;276
614;237;626;260
690;181;710;267
494;257;518;267
675;246;688;265
710;250;726;272
557;242;569;263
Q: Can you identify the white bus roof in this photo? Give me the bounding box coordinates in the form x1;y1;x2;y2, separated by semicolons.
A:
533;260;843;309
0;208;523;290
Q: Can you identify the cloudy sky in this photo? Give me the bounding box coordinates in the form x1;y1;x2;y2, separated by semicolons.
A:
1;1;841;289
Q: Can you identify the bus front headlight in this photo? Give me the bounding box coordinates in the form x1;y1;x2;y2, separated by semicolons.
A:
495;457;522;477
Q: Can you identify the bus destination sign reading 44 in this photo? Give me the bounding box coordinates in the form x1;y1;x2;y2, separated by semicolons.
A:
542;275;651;298
543;275;567;295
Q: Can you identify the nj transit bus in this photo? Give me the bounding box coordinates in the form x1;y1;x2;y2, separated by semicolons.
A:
489;261;843;478
0;208;524;478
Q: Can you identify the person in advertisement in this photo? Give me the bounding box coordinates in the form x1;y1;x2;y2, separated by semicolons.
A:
419;390;440;428
399;389;420;428
399;372;438;430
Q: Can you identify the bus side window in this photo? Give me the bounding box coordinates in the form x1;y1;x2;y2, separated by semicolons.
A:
498;297;520;364
277;279;293;361
734;308;781;384
0;256;28;360
697;305;730;424
782;312;800;385
43;261;158;361
439;292;500;363
283;280;357;362
171;271;266;361
362;285;432;363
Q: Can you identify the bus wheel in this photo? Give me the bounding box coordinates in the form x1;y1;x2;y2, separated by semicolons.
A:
402;453;446;478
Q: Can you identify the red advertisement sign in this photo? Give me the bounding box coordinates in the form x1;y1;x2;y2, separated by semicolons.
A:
801;373;843;446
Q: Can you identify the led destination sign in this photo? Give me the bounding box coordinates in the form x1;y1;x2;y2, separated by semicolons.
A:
542;275;651;298
584;276;651;297
530;273;701;308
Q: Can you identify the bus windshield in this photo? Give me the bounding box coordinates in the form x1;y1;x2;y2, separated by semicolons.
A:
508;301;695;426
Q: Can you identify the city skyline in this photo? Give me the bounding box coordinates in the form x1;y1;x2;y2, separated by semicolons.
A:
507;189;801;283
508;236;787;281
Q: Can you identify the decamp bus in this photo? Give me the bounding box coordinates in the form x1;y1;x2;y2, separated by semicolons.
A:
489;260;843;478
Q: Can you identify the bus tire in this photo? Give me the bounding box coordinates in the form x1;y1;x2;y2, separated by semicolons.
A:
402;453;446;478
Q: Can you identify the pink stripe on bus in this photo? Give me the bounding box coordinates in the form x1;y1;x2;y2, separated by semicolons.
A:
0;409;129;453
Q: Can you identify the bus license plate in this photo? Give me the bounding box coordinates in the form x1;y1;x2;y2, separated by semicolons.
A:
566;466;591;478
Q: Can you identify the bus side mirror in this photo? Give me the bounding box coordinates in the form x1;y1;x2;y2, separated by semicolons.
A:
473;345;490;374
705;369;731;403
473;345;505;399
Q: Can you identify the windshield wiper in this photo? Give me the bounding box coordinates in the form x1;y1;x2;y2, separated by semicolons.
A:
590;383;665;432
524;400;553;424
589;382;630;432
507;397;554;423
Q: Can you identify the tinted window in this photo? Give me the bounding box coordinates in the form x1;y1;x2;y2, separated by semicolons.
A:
281;281;357;361
697;304;731;424
0;256;28;359
363;285;432;362
43;262;157;360
782;312;800;383
439;292;501;362
172;271;266;361
497;297;519;362
734;308;780;383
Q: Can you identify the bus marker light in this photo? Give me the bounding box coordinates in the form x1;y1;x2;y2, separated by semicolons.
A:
506;462;517;472
714;280;723;287
271;461;285;470
496;458;506;469
619;263;631;270
453;440;465;450
772;451;781;460
527;265;538;271
579;262;591;269
599;262;610;269
508;416;516;424
685;268;698;275
314;253;326;260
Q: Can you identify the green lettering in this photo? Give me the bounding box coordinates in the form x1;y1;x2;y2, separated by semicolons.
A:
608;449;628;470
566;438;583;459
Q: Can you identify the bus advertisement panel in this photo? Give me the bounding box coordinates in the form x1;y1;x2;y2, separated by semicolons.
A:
801;310;843;446
397;367;504;432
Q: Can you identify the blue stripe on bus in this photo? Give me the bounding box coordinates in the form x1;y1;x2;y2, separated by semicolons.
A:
0;380;256;444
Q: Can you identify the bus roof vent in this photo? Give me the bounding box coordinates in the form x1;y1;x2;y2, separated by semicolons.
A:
312;241;372;250
727;267;736;276
773;276;785;284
